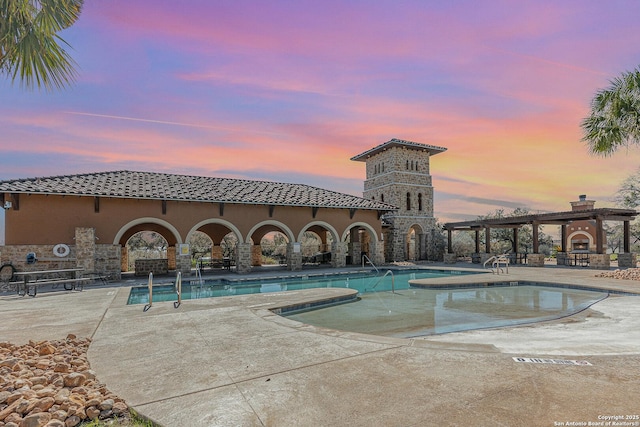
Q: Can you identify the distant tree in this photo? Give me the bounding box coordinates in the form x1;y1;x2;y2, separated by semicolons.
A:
1;0;83;91
451;230;475;257
478;208;554;255
608;169;640;252
581;68;640;156
187;231;213;261
220;233;237;258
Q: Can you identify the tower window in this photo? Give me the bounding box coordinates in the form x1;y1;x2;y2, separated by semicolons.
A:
381;194;384;203
418;193;423;211
406;192;411;211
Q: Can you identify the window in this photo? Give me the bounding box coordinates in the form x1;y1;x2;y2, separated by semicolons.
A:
381;194;384;203
418;193;423;211
406;192;411;211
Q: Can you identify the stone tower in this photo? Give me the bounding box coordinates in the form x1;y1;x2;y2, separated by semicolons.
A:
351;138;447;262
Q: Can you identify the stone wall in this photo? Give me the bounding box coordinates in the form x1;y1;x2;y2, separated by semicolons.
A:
134;259;168;276
0;243;121;280
617;253;637;268
589;254;610;270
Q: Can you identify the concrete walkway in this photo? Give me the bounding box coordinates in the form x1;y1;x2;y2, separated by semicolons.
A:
1;265;640;426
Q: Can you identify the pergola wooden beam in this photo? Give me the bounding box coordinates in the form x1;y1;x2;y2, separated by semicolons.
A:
444;208;637;255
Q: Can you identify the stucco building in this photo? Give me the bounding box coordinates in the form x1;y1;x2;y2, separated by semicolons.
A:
0;138;446;278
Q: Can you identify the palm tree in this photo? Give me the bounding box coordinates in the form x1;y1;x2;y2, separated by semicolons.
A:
0;0;83;91
581;68;640;156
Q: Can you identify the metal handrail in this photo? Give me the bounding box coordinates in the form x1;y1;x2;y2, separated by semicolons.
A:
483;253;510;274
369;269;395;294
362;254;379;273
143;272;153;312
174;272;182;308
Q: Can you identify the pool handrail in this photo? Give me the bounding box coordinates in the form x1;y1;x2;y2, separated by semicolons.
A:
369;269;395;294
362;254;379;273
483;253;510;274
174;272;182;308
143;272;153;312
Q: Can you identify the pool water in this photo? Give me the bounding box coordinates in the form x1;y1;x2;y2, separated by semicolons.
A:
285;285;609;338
126;269;475;304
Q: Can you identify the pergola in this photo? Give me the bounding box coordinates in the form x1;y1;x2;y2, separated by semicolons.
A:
443;208;637;256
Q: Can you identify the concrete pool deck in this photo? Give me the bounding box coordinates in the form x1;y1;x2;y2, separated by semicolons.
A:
1;264;639;426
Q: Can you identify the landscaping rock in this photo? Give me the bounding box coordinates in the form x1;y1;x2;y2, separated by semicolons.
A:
0;335;130;426
595;267;640;280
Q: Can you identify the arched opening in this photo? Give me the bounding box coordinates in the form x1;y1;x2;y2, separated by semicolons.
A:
261;231;289;266
125;231;168;272
406;224;425;261
301;230;335;265
343;223;379;266
116;221;179;275
189;221;241;271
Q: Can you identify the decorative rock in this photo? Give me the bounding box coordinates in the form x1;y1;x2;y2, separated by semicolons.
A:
111;401;128;415
596;267;640;280
19;411;51;427
0;339;129;426
98;399;113;411
63;415;80;427
38;344;56;356
85;406;100;420
4;412;22;424
26;396;55;414
62;374;85;388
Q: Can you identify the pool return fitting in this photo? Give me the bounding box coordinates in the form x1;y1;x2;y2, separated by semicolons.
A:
143;272;182;312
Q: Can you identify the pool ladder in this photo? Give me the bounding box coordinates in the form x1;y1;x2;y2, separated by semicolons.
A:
143;272;182;312
362;254;379;273
369;269;396;294
484;254;510;275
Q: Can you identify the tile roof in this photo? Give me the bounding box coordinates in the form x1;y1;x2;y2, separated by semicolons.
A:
0;170;397;211
351;138;447;161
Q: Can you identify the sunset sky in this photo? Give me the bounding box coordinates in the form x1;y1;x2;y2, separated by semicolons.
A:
2;0;640;226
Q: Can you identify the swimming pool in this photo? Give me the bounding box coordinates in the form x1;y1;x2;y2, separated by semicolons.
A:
285;284;610;338
126;269;479;304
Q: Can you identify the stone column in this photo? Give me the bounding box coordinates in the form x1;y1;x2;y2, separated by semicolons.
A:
75;227;96;273
371;241;385;266
287;242;302;271
556;252;568;266
349;228;361;265
236;242;253;274
419;233;427;260
618;253;637;268
175;244;191;276
443;253;457;264
589;254;610;270
331;241;347;268
479;253;494;265
618;252;638;268
527;253;545;267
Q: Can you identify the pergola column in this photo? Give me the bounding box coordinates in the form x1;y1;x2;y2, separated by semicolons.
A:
624;220;631;253
532;221;539;253
485;227;491;253
447;229;452;253
512;228;519;253
475;229;480;254
596;216;604;254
